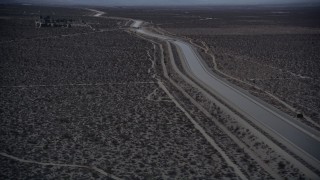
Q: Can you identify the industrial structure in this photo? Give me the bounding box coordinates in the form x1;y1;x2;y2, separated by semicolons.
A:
35;16;72;28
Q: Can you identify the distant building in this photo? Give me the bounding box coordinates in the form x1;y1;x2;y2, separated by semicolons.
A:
35;16;72;28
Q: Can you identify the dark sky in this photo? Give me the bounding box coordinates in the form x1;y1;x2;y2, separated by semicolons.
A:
8;0;320;6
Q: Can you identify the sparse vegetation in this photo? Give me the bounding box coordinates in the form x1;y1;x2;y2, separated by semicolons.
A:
1;4;319;179
0;5;238;179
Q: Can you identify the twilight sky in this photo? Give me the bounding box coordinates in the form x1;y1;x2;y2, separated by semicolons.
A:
7;0;320;6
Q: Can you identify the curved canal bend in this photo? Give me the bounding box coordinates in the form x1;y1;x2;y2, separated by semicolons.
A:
133;21;320;168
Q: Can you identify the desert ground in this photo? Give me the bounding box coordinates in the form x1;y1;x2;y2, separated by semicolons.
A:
1;4;319;179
